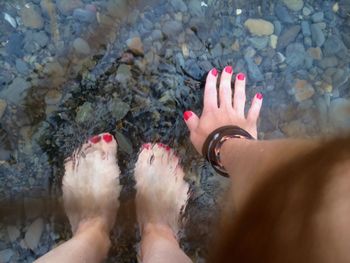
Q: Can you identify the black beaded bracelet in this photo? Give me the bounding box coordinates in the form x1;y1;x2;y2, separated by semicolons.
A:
202;126;255;177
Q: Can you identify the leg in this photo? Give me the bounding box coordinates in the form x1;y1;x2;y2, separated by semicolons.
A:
135;144;192;263
36;133;121;263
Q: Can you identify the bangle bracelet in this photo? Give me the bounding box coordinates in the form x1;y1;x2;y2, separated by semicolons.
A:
202;126;255;177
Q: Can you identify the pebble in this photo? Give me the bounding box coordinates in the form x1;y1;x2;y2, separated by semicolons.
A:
273;20;282;35
0;77;29;104
323;36;345;56
56;0;83;14
20;3;44;29
311;23;325;47
7;226;20;242
270;35;278;49
286;43;305;68
307;47;322;60
126;37;144;56
25;218;44;250
302;6;311;16
329;98;350;131
76;102;94;123
6;33;24;57
188;0;204;16
0;249;14;262
115;131;133;154
275;3;294;23
33;31;49;47
244;19;274;36
282;0;304;11
45;90;62;105
4;13;17;28
183;59;203;80
293;79;315;102
311;11;324;22
73;38;91;55
15;59;29;75
301;21;311;36
73;8;96;23
108;99;130;121
116;64;132;84
171;0;188;12
277;25;301;50
162;20;183;37
248;37;269;50
245;57;264;81
0;99;7;119
319;56;338;68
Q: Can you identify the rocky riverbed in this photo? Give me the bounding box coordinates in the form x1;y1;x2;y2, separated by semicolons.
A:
1;0;350;262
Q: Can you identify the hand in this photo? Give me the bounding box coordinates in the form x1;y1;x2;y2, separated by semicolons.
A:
184;66;263;155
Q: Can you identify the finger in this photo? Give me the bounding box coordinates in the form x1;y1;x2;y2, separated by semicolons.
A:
203;68;219;112
247;93;263;124
219;66;233;109
233;72;247;117
183;110;199;133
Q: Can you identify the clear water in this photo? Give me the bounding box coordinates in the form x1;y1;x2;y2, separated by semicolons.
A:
0;0;350;261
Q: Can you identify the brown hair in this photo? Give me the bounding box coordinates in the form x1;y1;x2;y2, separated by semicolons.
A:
210;136;350;263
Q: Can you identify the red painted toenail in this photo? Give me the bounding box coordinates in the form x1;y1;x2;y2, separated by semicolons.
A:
256;93;263;100
211;68;218;77
165;145;171;151
237;73;245;80
225;66;233;74
157;143;165;148
102;134;113;143
142;143;151;150
183;111;192;121
90;135;101;144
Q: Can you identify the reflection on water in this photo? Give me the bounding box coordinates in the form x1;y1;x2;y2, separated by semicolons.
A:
0;0;350;261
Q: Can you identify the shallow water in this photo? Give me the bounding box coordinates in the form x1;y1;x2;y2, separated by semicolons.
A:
0;0;350;261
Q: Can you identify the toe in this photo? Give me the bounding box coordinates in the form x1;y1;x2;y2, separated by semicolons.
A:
233;72;247;117
100;132;117;155
247;93;263;125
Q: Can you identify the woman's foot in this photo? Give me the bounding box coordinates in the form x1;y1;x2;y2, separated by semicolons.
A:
62;132;121;234
135;143;189;236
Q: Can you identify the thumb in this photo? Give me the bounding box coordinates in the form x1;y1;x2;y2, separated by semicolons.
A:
183;110;199;133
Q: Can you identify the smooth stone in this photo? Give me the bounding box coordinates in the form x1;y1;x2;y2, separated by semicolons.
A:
188;0;204;16
44;61;64;77
245;57;264;81
25;218;44;250
270;35;278;49
0;77;29;104
275;3;294;23
248;37;269;50
285;43;305;68
126;37;144;56
7;226;20;242
302;6;311;16
73;8;96;23
323;36;346;56
277;25;301;50
319;56;338;68
244;46;256;58
6;33;24;57
150;29;163;41
162;20;183;37
56;0;83;14
33;31;49;47
307;47;322;60
0;99;7;119
183;59;203;80
20;3;44;29
244;19;274;36
115;131;133;154
210;43;223;57
116;64;131;84
329;98;350;130
45;90;62;105
311;23;325;47
73;38;91;55
311;11;324;22
15;59;29;75
76;102;93;123
108;99;130;121
332;68;349;89
273;20;282;35
0;249;14;262
282;0;304;11
171;0;187;12
301;21;311;36
293;79;315;102
304;36;312;47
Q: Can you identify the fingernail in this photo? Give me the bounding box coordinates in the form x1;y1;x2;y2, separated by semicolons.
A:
225;66;233;74
183;111;193;121
237;73;245;80
90;135;101;144
142;143;151;150
211;68;218;77
102;134;113;143
256;93;263;100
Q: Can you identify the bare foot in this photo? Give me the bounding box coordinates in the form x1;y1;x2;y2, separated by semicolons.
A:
62;133;121;234
135;143;189;237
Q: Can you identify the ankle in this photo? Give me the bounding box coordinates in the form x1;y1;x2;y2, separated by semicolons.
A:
75;217;109;237
142;223;178;245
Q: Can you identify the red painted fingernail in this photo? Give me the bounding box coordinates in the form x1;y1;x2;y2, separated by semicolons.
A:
183;111;193;121
225;66;233;74
142;143;151;150
90;135;101;144
211;68;218;77
256;93;263;100
102;134;113;143
237;73;245;80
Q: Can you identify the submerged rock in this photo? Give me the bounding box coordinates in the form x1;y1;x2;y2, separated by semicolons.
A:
25;218;44;250
20;3;44;29
76;102;94;123
282;0;304;11
0;249;14;262
277;25;301;50
311;24;325;47
56;0;83;14
162;20;183;37
293;79;315;102
73;38;91;55
126;37;144;56
244;19;274;36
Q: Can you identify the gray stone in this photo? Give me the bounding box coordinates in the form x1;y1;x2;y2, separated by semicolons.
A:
323;36;346;56
319;56;338;69
162;20;183;37
0;99;7;119
245;57;264;81
6;33;24;57
115;131;133;154
116;65;131;84
0;77;29;104
150;30;163;41
183;59;203;80
188;0;204;16
301;21;311;36
76;102;94;123
273;20;282;35
73;38;91;55
277;25;301;50
73;8;96;23
275;3;294;23
171;0;188;12
0;249;14;262
285;43;306;68
311;23;325;47
332;68;349;89
311;11;324;22
210;43;223;57
108;99;130;121
302;6;311;16
282;0;304;11
7;226;20;242
244;46;256;58
25;218;44;250
248;37;269;50
126;36;144;56
33;31;49;47
57;0;83;14
329;98;350;131
15;59;29;75
20;3;44;29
